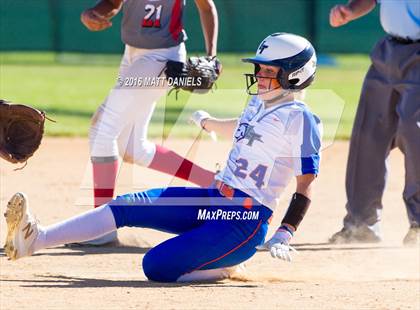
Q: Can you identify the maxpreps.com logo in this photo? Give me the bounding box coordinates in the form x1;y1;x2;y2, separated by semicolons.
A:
234;123;263;146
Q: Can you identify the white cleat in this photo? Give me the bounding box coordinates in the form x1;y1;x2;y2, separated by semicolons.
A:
3;192;39;260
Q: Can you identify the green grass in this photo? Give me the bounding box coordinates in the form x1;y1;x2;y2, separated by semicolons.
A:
0;52;370;139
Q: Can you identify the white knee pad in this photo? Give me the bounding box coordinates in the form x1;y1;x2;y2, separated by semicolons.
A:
89;128;120;158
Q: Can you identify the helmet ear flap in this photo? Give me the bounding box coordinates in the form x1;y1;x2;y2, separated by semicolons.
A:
254;64;261;76
276;67;287;89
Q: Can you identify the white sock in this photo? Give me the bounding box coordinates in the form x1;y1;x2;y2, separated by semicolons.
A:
33;205;117;252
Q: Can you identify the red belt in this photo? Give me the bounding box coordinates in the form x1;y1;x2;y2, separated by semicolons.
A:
215;180;253;210
215;180;273;223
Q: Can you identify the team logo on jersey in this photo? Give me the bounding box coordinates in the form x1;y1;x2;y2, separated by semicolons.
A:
235;123;263;146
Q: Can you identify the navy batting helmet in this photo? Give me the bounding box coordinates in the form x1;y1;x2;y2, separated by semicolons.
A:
242;33;317;94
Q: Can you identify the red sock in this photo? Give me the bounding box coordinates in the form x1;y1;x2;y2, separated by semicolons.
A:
92;158;119;208
148;145;215;187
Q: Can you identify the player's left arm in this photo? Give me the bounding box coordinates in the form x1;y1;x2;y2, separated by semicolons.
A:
295;173;316;198
280;173;316;235
257;174;316;261
194;0;219;57
257;110;322;261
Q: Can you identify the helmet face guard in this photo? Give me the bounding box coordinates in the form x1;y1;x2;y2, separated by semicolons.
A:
244;73;282;96
244;73;258;95
244;63;283;96
245;74;294;103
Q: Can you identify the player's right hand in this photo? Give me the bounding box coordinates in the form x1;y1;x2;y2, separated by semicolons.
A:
329;5;353;27
190;110;211;130
81;9;112;32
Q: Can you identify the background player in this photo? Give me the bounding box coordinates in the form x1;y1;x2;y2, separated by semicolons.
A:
328;0;420;245
80;0;220;244
4;33;321;282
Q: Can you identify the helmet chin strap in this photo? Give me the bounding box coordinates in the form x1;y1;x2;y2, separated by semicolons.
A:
244;74;294;103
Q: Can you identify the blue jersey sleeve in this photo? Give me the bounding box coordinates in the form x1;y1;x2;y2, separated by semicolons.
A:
290;108;322;176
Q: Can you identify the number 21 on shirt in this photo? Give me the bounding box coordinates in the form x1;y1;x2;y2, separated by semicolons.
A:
142;4;162;28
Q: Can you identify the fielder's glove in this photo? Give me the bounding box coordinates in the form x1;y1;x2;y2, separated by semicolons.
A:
165;56;222;94
0;100;47;165
81;8;113;31
256;225;297;262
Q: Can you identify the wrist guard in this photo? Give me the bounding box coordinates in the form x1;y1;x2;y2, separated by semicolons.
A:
281;192;311;231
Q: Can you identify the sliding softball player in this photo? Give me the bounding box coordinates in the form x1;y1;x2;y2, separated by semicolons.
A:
4;33;321;282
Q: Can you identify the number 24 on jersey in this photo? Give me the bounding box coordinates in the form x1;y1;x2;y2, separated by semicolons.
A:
234;158;268;189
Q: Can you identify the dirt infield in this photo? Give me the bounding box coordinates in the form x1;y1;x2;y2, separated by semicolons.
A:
1;138;419;310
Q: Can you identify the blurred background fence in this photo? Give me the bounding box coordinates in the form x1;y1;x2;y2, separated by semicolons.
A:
0;0;385;54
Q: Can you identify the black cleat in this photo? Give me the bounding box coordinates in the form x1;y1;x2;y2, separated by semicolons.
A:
329;226;382;244
403;226;419;246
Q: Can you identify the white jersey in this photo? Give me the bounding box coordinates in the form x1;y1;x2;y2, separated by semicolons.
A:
215;96;322;211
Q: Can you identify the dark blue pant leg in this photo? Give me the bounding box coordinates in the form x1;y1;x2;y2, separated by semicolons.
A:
108;187;212;234
142;208;269;282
